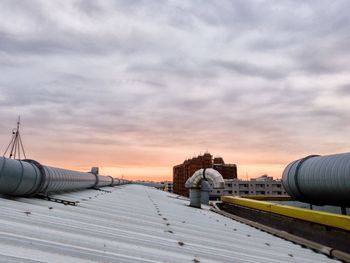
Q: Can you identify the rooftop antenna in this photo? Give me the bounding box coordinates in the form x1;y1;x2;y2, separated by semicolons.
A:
3;116;27;160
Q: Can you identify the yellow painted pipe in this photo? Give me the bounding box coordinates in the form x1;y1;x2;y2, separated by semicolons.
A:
221;196;350;231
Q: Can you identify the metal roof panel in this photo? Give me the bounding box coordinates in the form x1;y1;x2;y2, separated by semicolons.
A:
0;185;340;263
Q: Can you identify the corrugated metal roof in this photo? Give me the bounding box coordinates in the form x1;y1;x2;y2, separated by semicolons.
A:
0;185;339;263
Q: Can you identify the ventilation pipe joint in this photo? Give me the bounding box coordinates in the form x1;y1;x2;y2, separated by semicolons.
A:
185;168;224;208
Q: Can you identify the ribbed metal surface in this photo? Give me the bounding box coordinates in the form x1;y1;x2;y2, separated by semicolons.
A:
282;152;350;206
41;166;96;194
0;157;41;196
96;175;113;187
0;156;128;196
0;185;340;263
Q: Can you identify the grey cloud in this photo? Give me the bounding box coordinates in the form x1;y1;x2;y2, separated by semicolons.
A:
249;37;297;51
293;43;350;75
212;60;288;80
75;0;105;17
127;58;219;80
1;0;350;170
188;0;263;28
0;32;115;55
336;84;350;96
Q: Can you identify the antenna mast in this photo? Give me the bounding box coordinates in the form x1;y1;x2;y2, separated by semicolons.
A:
3;116;27;159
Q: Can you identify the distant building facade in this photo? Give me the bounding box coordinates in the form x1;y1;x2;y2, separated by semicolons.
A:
163;181;173;193
209;175;288;199
212;157;237;179
173;153;237;197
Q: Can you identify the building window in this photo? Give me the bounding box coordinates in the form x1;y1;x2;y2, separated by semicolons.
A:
228;184;232;187
217;190;221;194
228;190;232;194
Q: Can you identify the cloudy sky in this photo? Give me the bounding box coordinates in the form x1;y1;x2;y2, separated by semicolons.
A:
1;0;350;181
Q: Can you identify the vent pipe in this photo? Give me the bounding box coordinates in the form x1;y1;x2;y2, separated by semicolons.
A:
185;168;224;208
0;156;126;196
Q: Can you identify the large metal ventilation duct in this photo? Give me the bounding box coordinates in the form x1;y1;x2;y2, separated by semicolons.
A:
282;153;350;206
0;156;125;196
186;168;225;208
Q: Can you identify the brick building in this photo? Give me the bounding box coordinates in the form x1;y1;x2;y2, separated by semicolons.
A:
212;157;237;180
173;153;237;197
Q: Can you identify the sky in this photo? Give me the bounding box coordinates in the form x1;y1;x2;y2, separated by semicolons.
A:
1;0;350;181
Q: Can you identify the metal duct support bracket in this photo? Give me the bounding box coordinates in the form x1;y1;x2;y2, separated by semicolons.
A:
93;187;112;193
35;194;77;206
22;159;48;195
291;155;320;203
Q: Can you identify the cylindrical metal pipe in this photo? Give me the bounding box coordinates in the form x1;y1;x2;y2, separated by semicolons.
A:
96;175;113;187
200;180;210;205
112;178;120;186
0;156;117;196
282;152;350;206
186;168;224;208
109;176;114;186
189;188;201;208
185;168;225;189
0;157;42;196
41;165;96;194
